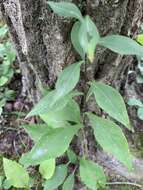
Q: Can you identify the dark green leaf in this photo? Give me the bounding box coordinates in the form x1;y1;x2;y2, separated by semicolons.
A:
44;165;67;190
88;114;133;169
80;158;106;190
99;35;143;57
90;81;131;130
47;1;83;21
20;125;81;166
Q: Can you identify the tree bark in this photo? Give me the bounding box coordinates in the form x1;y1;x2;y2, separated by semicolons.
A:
1;0;143;186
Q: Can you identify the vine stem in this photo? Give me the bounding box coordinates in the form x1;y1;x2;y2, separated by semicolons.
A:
106;182;143;189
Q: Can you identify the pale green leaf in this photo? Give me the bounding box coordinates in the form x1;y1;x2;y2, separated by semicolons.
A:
21;124;52;143
90;81;131;130
40;99;81;128
137;107;143;120
2;179;12;190
3;158;29;188
136;34;143;45
39;159;55;180
44;165;67;190
80;158;106;190
88;114;133;169
20;125;81;166
99;35;143;57
47;1;83;21
128;98;143;107
56;62;82;97
63;173;74;190
71;21;85;58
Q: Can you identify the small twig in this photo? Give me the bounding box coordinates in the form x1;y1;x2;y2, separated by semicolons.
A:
106;182;143;189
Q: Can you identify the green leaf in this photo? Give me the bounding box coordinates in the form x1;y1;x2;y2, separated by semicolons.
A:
44;165;67;190
39;159;55;180
80;158;106;190
56;62;82;97
40;99;81;128
21;124;52;143
0;176;4;187
20;125;81;166
71;21;85;58
79;16;100;62
90;81;131;130
0;76;8;86
28;90;80;117
128;98;143;107
63;173;74;190
3;158;29;188
137;107;143;120
2;179;12;190
99;35;143;57
136;34;143;45
0;107;2;116
88;114;133;169
0;25;8;37
67;149;77;164
47;1;83;21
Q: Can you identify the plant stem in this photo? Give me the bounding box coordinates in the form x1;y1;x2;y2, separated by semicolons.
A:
106;182;143;189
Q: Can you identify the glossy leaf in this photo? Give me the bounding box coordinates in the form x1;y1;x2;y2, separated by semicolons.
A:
90;81;131;130
71;21;85;58
80;158;106;190
137;107;143;120
56;62;82;97
99;35;143;57
44;165;67;190
3;158;29;188
40;99;81;128
79;16;100;62
20;125;81;166
21;124;52;143
128;98;143;107
63;173;74;190
39;159;55;180
88;114;133;169
47;1;83;21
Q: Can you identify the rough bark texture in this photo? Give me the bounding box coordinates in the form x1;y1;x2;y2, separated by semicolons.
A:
1;0;143;187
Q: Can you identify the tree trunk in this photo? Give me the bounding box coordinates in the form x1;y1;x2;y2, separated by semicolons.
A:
1;0;143;186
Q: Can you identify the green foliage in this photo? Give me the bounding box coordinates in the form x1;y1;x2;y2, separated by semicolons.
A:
20;125;81;166
39;159;55;180
3;2;143;190
0;25;16;115
63;173;74;190
43;165;67;190
80;158;106;190
88;114;133;170
3;158;29;188
89;81;132;130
